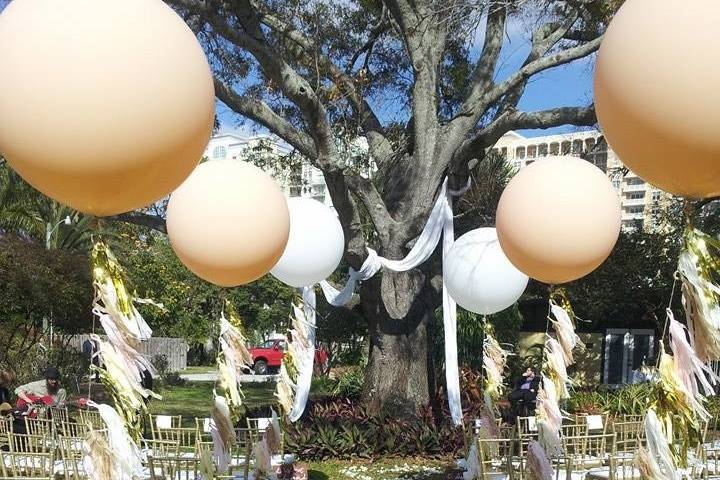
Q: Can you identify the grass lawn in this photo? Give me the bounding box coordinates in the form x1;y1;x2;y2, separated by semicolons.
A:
149;381;277;425
306;458;454;480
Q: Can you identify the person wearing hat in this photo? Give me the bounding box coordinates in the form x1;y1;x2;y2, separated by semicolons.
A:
14;366;66;408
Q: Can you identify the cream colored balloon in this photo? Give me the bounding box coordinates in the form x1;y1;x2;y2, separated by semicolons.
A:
496;156;621;284
0;0;215;215
166;161;290;287
595;0;720;199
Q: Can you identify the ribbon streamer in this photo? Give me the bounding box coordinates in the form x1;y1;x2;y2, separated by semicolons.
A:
308;178;469;425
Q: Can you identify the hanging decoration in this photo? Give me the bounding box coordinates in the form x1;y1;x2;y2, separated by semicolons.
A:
594;0;720;199
216;305;254;420
526;440;554;480
0;0;215;216
271;197;345;288
496;156;621;284
443;228;528;315
210;395;235;475
667;309;719;402
83;401;145;480
90;336;159;441
288;289;317;422
82;424;114;480
634;410;679;480
482;323;510;403
679;227;720;362
166;160;290;287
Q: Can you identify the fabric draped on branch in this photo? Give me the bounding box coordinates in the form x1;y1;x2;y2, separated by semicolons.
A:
309;178;469;425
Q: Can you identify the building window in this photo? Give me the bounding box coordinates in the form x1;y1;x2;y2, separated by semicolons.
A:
516;147;526;160
538;144;548;157
626;177;646;186
587;136;608;172
212;145;227;160
572;140;583;155
561;141;571;155
549;142;559;156
527;145;537;158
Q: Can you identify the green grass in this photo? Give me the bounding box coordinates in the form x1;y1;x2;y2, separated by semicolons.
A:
149;381;276;425
306;458;453;480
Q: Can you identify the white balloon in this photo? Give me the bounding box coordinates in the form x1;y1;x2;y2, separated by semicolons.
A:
444;228;529;315
271;198;345;288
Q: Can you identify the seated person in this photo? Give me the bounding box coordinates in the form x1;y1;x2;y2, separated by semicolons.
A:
14;366;66;409
508;366;541;419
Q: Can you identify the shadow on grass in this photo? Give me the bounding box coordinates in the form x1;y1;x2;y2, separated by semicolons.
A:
307;470;330;480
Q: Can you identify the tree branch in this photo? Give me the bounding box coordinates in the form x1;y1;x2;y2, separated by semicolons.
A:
111;212;167;233
454;105;597;167
214;78;318;159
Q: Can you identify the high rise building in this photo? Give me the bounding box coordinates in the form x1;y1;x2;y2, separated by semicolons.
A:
491;130;670;231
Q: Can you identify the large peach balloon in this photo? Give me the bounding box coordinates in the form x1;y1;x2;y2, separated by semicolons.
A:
166;161;290;287
595;0;720;199
496;156;621;284
0;0;215;215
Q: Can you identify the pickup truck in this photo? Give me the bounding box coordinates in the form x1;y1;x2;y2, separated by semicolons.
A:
248;339;286;375
248;339;330;375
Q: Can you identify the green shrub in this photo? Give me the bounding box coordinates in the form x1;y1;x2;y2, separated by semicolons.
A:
332;366;365;399
284;399;464;461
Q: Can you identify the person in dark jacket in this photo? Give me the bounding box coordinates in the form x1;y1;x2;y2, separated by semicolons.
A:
508;366;541;420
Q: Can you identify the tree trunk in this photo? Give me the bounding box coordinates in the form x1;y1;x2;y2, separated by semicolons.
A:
360;251;442;414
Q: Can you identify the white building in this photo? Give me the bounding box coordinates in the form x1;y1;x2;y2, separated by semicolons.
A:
203;132;332;207
492;130;669;231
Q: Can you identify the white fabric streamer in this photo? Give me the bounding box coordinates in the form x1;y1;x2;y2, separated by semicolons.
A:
306;178;468;425
288;287;316;422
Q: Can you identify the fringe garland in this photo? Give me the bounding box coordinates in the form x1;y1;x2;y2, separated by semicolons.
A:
678;227;720;362
85;402;144;480
483;324;510;402
90;336;158;441
526;440;554;480
634;409;680;480
667;309;719;401
82;425;114;480
90;240;163;440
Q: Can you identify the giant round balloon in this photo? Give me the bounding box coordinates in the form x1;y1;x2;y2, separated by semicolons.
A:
594;0;720;199
0;0;215;215
444;228;528;315
496;156;621;284
270;198;345;288
166;161;290;287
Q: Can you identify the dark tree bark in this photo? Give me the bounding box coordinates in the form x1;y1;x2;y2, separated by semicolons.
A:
148;0;613;413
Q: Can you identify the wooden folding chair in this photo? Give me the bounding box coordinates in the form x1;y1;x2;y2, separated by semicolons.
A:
0;451;55;479
6;433;50;454
143;439;181;458
24;418;54;437
147;456;203;480
149;414;183;439
57;435;86;480
476;436;516;479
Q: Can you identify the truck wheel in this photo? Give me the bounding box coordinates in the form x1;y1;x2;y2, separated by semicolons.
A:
254;360;268;375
